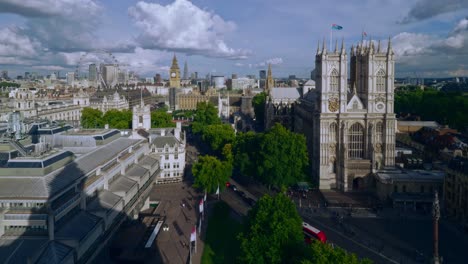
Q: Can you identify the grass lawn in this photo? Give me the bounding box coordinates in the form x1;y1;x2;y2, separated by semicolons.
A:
201;201;244;264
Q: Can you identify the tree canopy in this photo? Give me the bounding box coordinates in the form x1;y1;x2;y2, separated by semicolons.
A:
81;108;105;129
192;155;231;194
258;124;309;188
192;102;221;133
233;124;309;188
252;92;266;128
151;111;175;128
202;124;236;152
395;88;468;130
238;193;304;264
0;81;20;88
299;242;372;264
81;108;133;129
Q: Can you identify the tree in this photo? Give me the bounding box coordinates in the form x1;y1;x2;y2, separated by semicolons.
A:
192;102;221;133
253;92;266;128
103;109;132;129
233;131;262;180
81;108;104;128
151;111;175;128
238;194;304;264
300;241;372;264
192;155;231;194
258;124;309;188
202;124;235;152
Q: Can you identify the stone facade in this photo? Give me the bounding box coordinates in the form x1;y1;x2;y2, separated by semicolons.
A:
295;39;396;191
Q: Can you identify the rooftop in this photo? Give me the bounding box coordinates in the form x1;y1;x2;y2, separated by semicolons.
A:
376;167;445;183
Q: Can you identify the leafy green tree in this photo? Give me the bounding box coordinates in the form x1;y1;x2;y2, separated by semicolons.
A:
258;124;309;188
233;131;262;179
202;124;235;152
253;92;266;128
300;241;372;264
238;194;304;264
192;102;221;133
81;107;104;128
103;109;132;129
151;111;175;128
192;155;231;193
0;81;20;88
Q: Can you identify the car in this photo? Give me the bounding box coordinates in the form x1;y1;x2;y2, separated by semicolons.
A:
230;184;238;191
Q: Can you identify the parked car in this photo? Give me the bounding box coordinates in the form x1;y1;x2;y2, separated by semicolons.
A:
230;184;238;192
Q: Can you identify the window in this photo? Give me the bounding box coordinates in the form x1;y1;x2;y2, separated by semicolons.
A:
420;185;425;193
165;154;169;160
329;123;337;143
376;69;385;92
376;122;383;143
330;69;339;92
394;185;398;193
402;185;407;193
139;115;143;124
348;123;364;159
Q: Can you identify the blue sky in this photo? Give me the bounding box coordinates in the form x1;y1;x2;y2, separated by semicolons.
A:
0;0;467;78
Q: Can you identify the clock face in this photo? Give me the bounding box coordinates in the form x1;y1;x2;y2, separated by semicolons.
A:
376;102;385;112
171;72;176;78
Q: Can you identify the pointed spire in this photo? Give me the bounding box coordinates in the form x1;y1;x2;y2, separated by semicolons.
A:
387;36;393;55
340;37;345;55
316;40;320;55
353;82;357;95
351;44;355;56
334;39;338;53
377;39;382;53
322;37;327;54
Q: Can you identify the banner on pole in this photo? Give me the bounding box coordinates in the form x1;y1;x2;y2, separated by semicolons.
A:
190;226;196;242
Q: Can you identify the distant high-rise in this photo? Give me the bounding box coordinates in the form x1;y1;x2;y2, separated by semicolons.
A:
1;70;8;79
194;72;198;79
183;61;188;80
66;72;75;86
24;72;30;80
89;64;97;82
154;73;162;84
232;74;238;79
259;70;266;80
102;64;118;88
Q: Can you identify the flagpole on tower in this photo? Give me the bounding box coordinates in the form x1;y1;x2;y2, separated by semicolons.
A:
330;28;333;51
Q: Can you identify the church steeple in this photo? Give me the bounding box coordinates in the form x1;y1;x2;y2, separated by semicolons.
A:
266;63;274;94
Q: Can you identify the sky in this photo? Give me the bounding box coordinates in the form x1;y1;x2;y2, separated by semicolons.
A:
0;0;467;78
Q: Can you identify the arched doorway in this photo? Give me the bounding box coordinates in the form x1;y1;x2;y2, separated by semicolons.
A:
353;177;365;190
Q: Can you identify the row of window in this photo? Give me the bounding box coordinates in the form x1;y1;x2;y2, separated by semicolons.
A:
329;69;386;92
5;225;47;231
0;202;45;208
161;171;182;178
163;163;180;169
394;185;435;193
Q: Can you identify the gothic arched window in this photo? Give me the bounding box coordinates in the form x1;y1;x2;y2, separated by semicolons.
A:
376;122;383;143
330;69;339;92
376;69;386;92
329;123;337;142
348;123;364;159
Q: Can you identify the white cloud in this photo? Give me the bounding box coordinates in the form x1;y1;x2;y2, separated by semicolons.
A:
128;0;249;59
0;27;40;58
400;0;468;24
32;65;66;71
0;0;101;18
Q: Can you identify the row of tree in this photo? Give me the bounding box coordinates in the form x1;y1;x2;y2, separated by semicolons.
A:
395;88;468;130
238;194;372;264
0;81;20;88
80;107;175;129
190;101;310;193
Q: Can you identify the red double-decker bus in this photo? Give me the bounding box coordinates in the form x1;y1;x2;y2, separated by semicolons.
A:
303;222;327;244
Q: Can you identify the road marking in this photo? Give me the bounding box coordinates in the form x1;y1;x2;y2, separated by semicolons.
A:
302;213;399;264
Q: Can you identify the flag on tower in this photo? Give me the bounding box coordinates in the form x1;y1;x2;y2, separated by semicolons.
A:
199;198;204;213
331;24;343;30
190;226;196;242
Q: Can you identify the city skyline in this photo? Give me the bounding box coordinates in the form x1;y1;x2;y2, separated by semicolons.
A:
0;0;467;78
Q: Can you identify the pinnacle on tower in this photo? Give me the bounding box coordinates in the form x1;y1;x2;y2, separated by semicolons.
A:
334;39;338;53
352;82;357;95
377;39;381;53
172;54;179;68
340;37;345;54
350;44;355;56
322;37;327;54
316;40;320;55
387;36;393;55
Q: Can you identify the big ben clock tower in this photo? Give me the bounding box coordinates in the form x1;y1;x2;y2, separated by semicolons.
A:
169;54;181;88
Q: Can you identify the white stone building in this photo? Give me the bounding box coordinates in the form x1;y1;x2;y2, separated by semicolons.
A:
295;39;396;191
